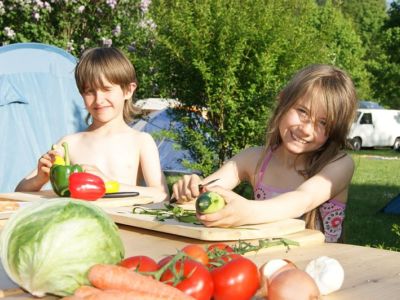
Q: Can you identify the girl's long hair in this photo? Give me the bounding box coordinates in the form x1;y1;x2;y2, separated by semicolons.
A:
75;47;140;124
258;64;357;230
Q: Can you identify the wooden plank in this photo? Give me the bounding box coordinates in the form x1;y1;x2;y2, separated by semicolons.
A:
106;205;306;241
0;191;154;209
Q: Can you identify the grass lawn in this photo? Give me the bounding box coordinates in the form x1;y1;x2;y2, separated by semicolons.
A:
345;149;400;251
166;149;400;251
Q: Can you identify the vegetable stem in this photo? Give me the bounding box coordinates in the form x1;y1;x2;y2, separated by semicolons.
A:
62;142;70;166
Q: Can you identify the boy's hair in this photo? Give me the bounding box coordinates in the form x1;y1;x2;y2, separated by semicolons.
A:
260;64;357;231
75;47;140;124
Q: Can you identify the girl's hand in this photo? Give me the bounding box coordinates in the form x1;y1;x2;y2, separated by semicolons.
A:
197;186;252;227
172;174;203;203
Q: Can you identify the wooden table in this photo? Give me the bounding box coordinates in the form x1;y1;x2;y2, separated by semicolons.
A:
119;225;400;300
1;221;400;299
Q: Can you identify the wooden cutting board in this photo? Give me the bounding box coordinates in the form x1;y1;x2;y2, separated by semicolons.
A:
0;191;154;208
106;204;306;241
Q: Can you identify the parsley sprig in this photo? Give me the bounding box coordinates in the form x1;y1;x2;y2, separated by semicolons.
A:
132;203;201;225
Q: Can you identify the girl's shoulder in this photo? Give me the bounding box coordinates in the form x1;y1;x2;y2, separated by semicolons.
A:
331;151;354;166
235;146;266;158
322;151;355;174
231;146;267;173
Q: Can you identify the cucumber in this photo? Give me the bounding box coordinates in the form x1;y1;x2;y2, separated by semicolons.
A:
196;191;225;214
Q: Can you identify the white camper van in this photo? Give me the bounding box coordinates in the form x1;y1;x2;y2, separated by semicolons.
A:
348;109;400;151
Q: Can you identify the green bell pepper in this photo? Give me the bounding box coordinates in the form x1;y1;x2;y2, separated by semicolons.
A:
50;142;82;197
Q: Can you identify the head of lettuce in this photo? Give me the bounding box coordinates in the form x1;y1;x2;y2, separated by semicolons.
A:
0;199;124;297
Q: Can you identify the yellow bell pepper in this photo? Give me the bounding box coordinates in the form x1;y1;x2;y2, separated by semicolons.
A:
52;144;65;166
105;180;120;193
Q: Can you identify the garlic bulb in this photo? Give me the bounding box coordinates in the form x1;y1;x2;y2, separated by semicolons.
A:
305;256;344;295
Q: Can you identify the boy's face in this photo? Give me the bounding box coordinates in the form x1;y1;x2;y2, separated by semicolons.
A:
82;76;135;124
279;97;328;154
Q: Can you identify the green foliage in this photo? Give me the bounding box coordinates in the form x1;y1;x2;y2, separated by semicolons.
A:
149;0;370;173
370;1;400;109
0;0;156;98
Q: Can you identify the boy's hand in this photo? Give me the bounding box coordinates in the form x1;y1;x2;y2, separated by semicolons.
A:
36;149;59;183
172;174;202;203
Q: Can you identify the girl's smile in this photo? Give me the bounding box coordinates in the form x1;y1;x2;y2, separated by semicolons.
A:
279;97;328;154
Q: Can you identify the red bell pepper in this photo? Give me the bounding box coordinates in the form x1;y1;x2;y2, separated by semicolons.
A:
69;172;106;201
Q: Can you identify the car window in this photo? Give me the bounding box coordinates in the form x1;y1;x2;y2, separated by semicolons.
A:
360;113;372;125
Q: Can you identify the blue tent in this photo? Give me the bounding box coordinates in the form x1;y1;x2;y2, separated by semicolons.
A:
0;43;86;192
381;193;400;215
132;108;200;175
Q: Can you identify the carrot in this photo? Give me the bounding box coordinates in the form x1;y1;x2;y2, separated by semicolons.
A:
88;264;195;300
74;286;102;298
79;289;192;300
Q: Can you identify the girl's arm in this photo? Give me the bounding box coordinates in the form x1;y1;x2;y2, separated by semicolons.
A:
172;147;263;202
199;153;355;227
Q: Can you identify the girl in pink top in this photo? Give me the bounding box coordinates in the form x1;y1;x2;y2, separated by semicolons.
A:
173;64;357;242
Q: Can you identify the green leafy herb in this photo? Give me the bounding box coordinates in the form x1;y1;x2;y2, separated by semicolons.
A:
132;204;201;225
232;238;299;254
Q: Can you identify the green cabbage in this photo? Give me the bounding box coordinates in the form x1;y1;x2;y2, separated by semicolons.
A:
0;199;124;297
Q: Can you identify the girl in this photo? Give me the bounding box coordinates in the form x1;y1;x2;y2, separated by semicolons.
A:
16;47;169;202
173;64;358;242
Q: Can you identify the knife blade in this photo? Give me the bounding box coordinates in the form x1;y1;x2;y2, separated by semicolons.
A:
170;178;220;203
103;191;139;198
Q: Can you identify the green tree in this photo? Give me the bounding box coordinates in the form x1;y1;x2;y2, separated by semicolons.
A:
370;1;400;109
149;0;369;174
332;0;388;102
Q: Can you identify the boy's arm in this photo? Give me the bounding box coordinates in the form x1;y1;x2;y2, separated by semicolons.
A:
135;132;170;202
14;148;60;192
15;170;46;192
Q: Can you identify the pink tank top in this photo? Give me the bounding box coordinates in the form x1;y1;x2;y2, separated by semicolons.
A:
254;150;345;243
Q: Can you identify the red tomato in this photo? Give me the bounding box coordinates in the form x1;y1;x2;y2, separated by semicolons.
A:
157;255;174;268
208;252;242;269
207;243;234;254
181;244;209;265
161;258;214;300
211;256;260;300
119;255;159;273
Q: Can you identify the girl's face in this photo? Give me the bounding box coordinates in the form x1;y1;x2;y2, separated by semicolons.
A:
82;76;135;125
279;97;329;154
